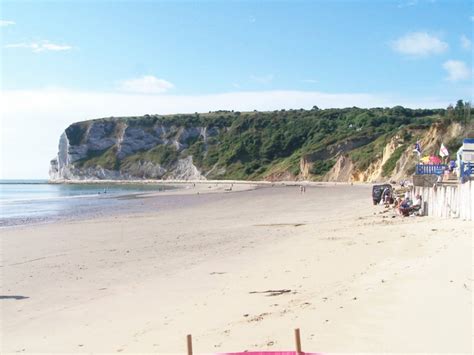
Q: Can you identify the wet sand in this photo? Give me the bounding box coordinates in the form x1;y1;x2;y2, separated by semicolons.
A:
0;181;255;228
0;184;472;354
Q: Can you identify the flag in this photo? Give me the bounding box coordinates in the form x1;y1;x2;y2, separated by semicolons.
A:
413;141;422;156
439;143;449;157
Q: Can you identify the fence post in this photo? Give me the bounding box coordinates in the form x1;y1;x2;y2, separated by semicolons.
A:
187;334;193;355
294;328;302;354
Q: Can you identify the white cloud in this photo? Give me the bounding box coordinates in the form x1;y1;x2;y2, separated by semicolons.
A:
442;60;471;81
250;74;274;84
118;75;174;94
4;41;72;52
391;32;448;56
0;20;15;27
397;0;418;8
460;35;472;50
398;0;437;8
0;87;455;179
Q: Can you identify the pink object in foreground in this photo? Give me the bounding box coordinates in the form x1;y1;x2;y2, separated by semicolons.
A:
218;352;323;355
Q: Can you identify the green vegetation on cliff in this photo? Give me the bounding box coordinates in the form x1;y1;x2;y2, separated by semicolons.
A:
122;145;179;170
76;147;119;170
64;102;473;180
382;145;407;177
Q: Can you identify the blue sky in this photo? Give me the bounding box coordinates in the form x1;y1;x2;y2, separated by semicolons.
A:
1;0;473;95
0;0;473;178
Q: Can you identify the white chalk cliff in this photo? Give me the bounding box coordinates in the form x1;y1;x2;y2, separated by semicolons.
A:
49;118;216;181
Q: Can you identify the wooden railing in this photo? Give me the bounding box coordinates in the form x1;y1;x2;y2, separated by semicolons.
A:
415;164;447;175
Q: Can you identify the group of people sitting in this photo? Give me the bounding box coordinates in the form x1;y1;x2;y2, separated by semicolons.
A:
380;187;423;216
394;194;423;216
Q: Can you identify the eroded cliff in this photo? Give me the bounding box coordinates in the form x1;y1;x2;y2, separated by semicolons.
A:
49;108;471;182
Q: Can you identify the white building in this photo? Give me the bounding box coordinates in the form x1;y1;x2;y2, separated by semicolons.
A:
456;138;474;179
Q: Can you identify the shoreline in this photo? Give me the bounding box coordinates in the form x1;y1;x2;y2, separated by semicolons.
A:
46;178;377;186
0;182;262;230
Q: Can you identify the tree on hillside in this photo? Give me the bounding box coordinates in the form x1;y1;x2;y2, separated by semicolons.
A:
464;101;471;125
445;104;455;123
455;100;465;121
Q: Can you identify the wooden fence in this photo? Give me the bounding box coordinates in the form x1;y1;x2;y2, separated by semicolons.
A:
413;179;473;220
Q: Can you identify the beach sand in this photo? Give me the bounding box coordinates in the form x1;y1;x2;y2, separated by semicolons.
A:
1;184;472;354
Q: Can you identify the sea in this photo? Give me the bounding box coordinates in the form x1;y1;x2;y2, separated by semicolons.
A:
0;180;174;227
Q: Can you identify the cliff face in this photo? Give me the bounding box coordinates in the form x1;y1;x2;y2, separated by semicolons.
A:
50;119;217;180
49;109;471;182
319;121;468;182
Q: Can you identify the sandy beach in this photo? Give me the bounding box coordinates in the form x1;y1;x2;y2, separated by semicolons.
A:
0;183;472;354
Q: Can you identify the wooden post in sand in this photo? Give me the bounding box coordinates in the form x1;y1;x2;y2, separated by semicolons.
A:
186;334;193;355
294;328;302;354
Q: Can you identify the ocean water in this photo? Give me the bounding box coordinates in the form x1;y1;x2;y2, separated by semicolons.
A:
0;180;173;226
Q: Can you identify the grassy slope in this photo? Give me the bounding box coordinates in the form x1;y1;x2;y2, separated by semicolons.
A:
67;106;473;180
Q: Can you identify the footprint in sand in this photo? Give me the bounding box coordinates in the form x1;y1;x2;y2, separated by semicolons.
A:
248;312;270;322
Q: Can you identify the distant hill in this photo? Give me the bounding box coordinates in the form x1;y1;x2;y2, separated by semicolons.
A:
50;103;473;182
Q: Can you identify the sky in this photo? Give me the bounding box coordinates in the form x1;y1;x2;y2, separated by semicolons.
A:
0;0;473;179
